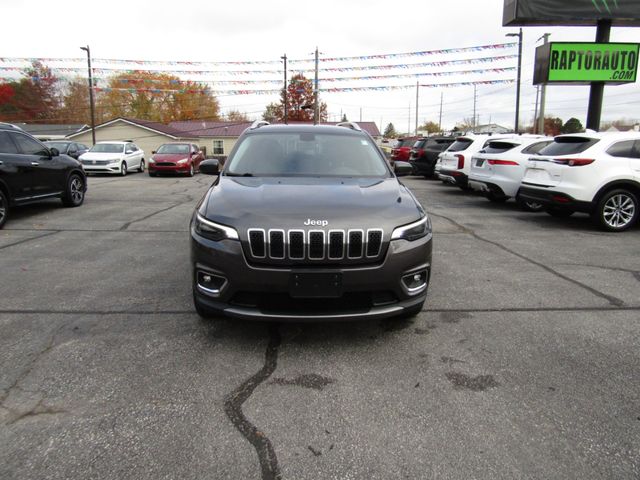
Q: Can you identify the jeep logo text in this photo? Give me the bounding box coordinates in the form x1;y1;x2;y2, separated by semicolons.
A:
304;219;328;227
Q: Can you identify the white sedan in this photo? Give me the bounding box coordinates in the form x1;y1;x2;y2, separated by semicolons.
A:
468;136;552;211
80;141;145;176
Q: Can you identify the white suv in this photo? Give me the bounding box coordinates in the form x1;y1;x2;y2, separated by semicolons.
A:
80;141;145;176
438;134;507;190
468;135;552;210
518;132;640;231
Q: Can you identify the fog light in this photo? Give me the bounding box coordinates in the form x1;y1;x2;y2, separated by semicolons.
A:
197;271;227;296
402;270;427;294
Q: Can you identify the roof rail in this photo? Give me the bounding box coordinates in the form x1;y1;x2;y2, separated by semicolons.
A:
250;120;270;130
336;121;362;132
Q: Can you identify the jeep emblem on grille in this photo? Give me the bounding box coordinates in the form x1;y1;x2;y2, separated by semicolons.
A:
304;219;328;227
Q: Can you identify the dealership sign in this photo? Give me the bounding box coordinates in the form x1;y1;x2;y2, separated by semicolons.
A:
534;42;639;85
503;0;640;27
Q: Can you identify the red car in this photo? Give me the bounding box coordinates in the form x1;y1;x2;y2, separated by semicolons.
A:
390;137;419;164
148;143;204;177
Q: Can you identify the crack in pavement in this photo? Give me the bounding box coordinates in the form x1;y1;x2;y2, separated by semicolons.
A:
428;210;625;307
223;324;282;480
560;263;640;283
0;322;68;409
0;230;60;251
119;196;195;231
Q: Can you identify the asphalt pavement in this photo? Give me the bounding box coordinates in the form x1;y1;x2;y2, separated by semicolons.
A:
1;172;638;480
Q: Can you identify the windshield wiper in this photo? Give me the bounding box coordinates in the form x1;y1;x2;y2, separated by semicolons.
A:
225;172;254;177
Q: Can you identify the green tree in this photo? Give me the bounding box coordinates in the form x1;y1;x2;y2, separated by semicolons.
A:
383;123;397;138
263;103;280;123
561;117;583;134
418;121;441;134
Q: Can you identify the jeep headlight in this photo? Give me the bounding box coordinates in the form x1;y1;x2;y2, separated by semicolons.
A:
391;215;431;241
194;212;239;241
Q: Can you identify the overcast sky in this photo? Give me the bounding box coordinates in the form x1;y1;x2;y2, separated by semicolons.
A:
2;0;639;132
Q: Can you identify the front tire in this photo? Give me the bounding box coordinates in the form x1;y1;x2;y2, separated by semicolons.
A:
149;171;157;177
592;189;639;232
0;189;9;229
139;159;145;173
121;162;128;176
61;173;85;207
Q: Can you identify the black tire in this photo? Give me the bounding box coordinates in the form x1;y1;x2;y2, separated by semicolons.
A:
517;197;545;212
546;207;574;218
121;162;128;176
139;159;145;173
592;188;639;232
188;163;194;177
61;173;85;207
486;192;508;203
148;171;157;177
0;189;9;229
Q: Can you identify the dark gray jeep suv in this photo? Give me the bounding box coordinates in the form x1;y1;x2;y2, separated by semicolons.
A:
190;122;432;321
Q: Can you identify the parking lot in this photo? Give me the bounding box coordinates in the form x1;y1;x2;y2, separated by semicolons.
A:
1;172;639;479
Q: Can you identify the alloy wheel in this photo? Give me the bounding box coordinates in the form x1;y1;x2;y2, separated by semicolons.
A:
70;176;84;204
602;193;636;229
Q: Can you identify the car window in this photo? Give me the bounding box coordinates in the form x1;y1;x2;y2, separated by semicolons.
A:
0;131;18;154
521;140;553;155
538;137;599;156
227;132;389;177
447;138;473;152
606;140;637;158
12;133;49;155
157;144;190;154
481;141;518;154
90;143;124;153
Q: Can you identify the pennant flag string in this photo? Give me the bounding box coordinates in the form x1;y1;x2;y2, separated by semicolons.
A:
92;78;515;96
0;42;516;67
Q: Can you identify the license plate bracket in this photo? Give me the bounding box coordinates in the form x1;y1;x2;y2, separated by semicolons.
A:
290;272;342;298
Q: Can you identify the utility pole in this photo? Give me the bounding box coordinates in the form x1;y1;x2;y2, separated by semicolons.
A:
281;54;288;124
537;33;551;135
472;84;477;129
359;107;362;122
407;102;411;136
415;81;419;136
313;47;319;125
586;20;611;131
80;45;96;146
438;91;443;132
533;85;540;134
506;28;523;133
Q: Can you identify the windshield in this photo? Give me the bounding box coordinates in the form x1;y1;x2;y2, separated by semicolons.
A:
90;143;124;154
538;137;599;156
226;132;389;177
157;144;190;154
45;142;69;150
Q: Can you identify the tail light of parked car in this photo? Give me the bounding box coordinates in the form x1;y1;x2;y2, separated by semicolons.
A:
487;159;519;166
455;154;464;169
551;158;595;167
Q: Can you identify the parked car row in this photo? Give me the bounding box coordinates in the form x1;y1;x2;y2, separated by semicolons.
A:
422;131;640;232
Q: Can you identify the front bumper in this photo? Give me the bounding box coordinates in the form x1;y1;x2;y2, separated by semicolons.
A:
191;227;432;321
149;163;191;173
82;163;122;174
518;186;594;213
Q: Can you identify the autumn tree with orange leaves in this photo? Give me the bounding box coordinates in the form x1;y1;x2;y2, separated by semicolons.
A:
263;74;327;123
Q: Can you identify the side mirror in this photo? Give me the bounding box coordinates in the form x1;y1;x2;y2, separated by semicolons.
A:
151;150;156;154
49;147;60;157
199;159;219;175
394;161;413;177
125;150;133;155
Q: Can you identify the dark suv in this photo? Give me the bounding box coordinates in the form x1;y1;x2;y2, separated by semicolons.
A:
409;137;455;177
0;123;87;229
191;122;432;321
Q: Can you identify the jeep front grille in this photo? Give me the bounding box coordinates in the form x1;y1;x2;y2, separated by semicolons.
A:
247;228;384;262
